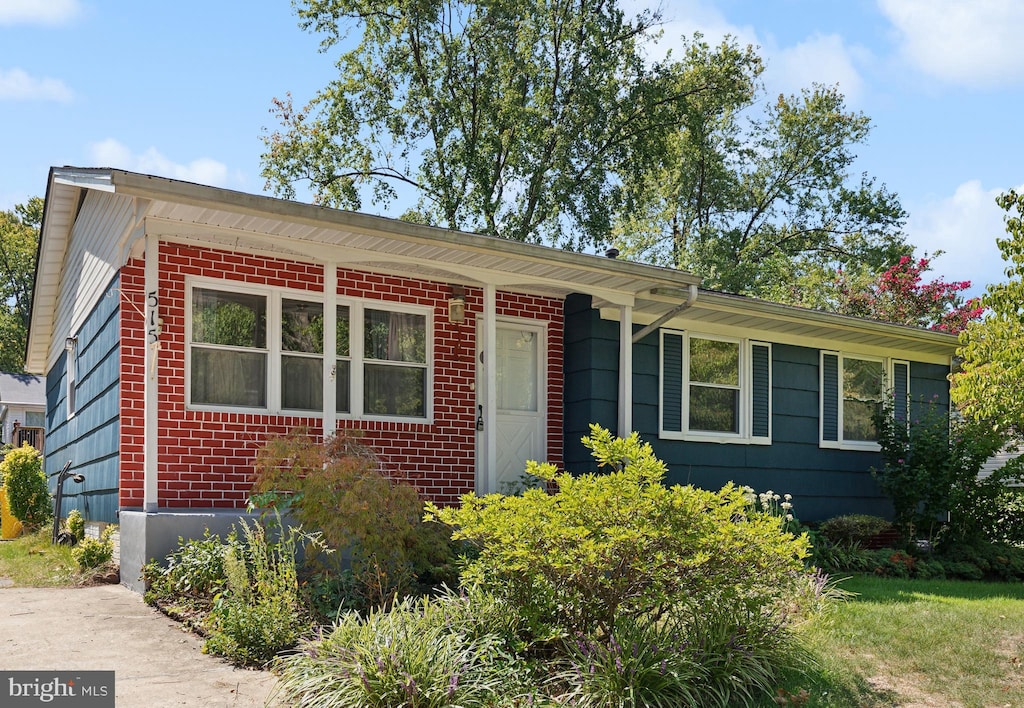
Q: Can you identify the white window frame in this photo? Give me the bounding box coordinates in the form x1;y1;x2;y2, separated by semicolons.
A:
660;329;772;445
819;352;906;451
65;335;78;418
185;277;433;422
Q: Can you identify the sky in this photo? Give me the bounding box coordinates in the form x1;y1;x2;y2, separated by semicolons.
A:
2;0;1022;300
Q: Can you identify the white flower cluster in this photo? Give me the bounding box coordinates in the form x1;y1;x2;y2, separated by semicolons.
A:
744;488;795;522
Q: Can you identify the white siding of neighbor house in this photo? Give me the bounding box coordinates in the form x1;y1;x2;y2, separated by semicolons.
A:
980;446;1023;484
48;190;136;373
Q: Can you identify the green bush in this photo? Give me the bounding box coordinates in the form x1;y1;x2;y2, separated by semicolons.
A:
65;509;85;542
0;444;50;530
143;530;230;603
818;514;893;548
275;592;519;707
427;424;811;639
250;429;456;610
874;397;1006;543
71;526;116;570
202;518;310;667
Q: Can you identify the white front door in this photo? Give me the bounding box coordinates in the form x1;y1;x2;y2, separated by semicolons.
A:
476;320;546;494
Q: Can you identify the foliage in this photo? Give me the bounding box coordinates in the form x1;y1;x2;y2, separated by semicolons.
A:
0;444;50;530
251;429;455;610
953;188;1024;433
143;530;230;603
817;514;893;548
71;527;115;570
202;518;310;667
830;255;983;333
274;592;520;708
873;396;1006;544
0;198;41;372
64;509;85;542
0;526;78;586
265;0;697;248
615;71;910;298
426;425;810;639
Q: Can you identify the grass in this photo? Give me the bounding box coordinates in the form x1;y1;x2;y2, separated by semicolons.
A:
0;527;80;586
4;529;1023;706
768;575;1024;707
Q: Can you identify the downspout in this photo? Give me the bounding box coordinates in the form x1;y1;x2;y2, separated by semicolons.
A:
631;284;699;344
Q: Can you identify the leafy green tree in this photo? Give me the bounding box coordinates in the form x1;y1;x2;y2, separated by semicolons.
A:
613;60;909;296
0;198;42;372
952;189;1024;433
0;444;50;530
261;1;749;248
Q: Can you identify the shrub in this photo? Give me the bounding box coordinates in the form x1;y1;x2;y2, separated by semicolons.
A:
65;509;85;542
71;526;115;570
274;592;519;707
818;514;893;548
0;444;50;530
143;530;230;603
874;396;1006;543
251;429;456;609
427;425;811;639
203;518;310;667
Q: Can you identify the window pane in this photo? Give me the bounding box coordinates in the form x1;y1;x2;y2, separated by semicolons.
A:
193;288;266;348
496;328;538;412
282;299;324;354
192;348;266;407
365;310;426;363
337;306;350;357
336;359;350;413
282;355;322;411
843;358;884;442
689;385;739;433
24;411;44;428
690;338;739;385
844;399;880;442
364;364;425;417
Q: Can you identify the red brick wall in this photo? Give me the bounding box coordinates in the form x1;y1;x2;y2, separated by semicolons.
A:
119;241;564;509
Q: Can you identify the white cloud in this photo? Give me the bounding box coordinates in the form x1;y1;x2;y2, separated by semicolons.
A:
905;180;1021;299
878;0;1024;86
774;34;867;104
0;0;81;25
0;68;72;102
88;139;230;187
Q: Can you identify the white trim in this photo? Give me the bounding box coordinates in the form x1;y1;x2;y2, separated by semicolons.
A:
323;261;338;437
143;231;160;511
183;277;434;423
65;337;77;420
618;305;633;437
659;329;772;445
819;351;898;452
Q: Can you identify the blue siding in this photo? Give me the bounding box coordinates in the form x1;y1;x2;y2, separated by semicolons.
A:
561;295;952;522
45;275;120;523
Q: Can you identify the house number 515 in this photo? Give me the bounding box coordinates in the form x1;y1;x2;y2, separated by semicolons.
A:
147;290;161;344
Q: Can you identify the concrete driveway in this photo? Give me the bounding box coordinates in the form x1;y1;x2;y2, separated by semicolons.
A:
0;584;283;706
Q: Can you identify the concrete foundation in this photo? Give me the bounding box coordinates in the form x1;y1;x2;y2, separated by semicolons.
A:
118;508;261;593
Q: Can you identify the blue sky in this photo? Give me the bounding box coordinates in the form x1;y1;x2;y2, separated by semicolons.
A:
2;0;1021;300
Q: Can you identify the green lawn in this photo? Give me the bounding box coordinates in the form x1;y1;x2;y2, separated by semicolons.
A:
0;528;79;586
772;575;1024;707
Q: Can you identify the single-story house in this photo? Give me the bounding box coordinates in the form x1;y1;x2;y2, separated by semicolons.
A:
0;371;46;450
27;167;956;591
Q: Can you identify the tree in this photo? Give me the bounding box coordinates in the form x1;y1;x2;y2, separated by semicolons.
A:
0;198;41;372
801;255;983;334
612;62;910;296
261;1;765;248
952;189;1024;433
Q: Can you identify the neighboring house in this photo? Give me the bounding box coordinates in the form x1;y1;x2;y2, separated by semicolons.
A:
27;167;958;591
0;372;46;450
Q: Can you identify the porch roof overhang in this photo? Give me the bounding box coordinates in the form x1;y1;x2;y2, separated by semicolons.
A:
28;167;959;371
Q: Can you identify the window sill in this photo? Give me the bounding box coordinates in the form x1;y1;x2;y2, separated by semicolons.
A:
660;431;771;446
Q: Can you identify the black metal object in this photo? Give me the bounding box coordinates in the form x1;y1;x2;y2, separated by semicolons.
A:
51;460;85;544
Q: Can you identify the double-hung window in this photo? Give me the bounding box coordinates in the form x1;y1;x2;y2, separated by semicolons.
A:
187;281;430;420
660;330;771;444
820;352;909;450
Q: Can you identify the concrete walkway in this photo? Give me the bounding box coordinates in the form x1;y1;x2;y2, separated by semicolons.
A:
0;584;283;706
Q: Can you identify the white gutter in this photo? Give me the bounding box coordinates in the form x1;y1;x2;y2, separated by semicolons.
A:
631;284;699;343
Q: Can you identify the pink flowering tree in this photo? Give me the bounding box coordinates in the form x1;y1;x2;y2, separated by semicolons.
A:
835;255;984;334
